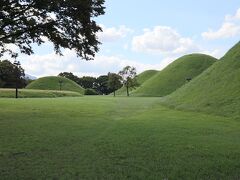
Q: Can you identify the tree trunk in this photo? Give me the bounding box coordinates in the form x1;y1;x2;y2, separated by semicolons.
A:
114;91;115;97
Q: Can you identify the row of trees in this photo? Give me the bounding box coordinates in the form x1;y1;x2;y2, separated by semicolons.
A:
0;59;138;97
59;66;138;96
1;0;138;96
0;1;141;97
59;72;119;95
0;0;106;90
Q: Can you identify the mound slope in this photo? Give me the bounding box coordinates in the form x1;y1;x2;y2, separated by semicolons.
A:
115;70;158;96
26;76;85;94
164;42;240;117
132;54;217;97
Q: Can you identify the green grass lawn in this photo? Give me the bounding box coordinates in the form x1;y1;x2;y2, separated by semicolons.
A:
0;97;239;179
0;88;82;98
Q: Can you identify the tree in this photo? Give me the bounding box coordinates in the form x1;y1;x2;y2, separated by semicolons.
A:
0;0;105;60
119;66;138;96
108;73;122;97
58;72;80;84
78;76;96;89
0;60;25;88
95;75;109;95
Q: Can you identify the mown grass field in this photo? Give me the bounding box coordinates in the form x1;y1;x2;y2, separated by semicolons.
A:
0;97;239;179
0;88;82;98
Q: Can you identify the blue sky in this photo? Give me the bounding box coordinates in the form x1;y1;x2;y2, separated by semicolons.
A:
12;0;240;77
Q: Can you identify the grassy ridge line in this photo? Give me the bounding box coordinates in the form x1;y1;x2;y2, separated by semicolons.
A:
163;42;240;118
26;76;85;94
132;54;217;97
115;70;159;96
0;88;82;98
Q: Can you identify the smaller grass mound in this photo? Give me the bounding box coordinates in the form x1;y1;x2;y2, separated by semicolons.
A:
26;76;85;94
0;88;82;98
132;54;217;97
115;70;158;96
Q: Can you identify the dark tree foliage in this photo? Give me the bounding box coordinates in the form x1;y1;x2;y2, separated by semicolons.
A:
95;75;110;95
108;73;122;97
58;72;80;83
0;0;105;60
78;76;96;89
58;71;123;95
0;60;26;88
119;66;138;96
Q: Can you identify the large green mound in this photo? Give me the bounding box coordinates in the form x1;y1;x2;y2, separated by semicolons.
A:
132;54;217;97
115;70;158;96
136;70;159;84
26;76;85;94
164;42;240;118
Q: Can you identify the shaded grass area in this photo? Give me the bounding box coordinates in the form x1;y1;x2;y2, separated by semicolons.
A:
0;88;82;98
0;97;239;179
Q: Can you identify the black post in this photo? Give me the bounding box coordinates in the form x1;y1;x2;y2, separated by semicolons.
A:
13;60;20;99
15;76;18;99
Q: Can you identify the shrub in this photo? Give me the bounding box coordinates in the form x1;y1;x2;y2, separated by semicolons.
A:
84;88;98;95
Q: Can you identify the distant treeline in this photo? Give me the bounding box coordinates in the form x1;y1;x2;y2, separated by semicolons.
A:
58;72;122;95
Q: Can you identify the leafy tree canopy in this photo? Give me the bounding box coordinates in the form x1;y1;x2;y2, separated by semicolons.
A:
0;59;26;88
119;66;138;96
95;75;109;95
0;0;105;60
108;72;122;96
78;76;97;89
59;72;80;83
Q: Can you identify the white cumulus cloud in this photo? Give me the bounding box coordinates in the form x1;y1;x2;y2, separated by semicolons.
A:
98;25;133;42
225;8;240;21
202;8;240;40
202;22;240;40
19;49;175;78
132;26;199;55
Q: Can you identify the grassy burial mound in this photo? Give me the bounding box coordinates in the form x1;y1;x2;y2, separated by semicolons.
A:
131;54;217;97
136;70;159;84
0;88;82;98
164;42;240;118
26;76;85;94
115;70;159;96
